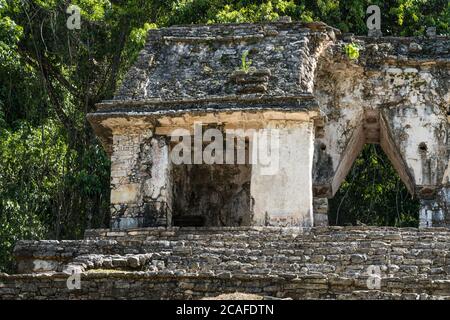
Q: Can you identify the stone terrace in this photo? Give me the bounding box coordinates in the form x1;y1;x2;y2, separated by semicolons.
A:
2;226;450;299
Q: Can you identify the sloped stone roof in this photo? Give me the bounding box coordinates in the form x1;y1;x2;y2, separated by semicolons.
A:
113;22;337;101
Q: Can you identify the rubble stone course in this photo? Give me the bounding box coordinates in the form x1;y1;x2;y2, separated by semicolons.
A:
2;226;450;299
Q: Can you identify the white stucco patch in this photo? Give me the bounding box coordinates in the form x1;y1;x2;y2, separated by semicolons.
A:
250;121;314;227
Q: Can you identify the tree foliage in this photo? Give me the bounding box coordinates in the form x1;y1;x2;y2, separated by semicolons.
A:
0;0;448;271
166;0;449;35
328;145;420;227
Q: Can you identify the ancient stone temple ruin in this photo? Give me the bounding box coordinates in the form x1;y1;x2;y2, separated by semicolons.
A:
1;21;450;300
88;21;450;230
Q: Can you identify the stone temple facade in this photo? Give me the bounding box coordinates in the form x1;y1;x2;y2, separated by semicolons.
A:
2;21;450;301
88;21;450;230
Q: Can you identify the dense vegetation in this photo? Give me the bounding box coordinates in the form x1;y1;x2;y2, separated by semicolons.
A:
0;0;448;272
328;145;420;227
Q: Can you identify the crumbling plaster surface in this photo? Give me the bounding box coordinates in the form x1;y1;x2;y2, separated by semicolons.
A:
110;132;172;229
115;22;336;100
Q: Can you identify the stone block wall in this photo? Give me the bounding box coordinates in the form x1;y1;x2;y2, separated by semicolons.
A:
3;227;450;300
1;272;449;300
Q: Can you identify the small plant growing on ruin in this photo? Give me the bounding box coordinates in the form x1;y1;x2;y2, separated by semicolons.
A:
344;43;360;60
240;50;252;72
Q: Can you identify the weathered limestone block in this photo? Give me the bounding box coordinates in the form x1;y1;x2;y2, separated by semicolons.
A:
7;226;450;300
250;120;314;227
420;187;450;228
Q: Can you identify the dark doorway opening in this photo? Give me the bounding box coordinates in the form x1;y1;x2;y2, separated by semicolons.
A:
328;144;420;227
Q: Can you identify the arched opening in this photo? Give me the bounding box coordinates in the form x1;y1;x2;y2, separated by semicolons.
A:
327;111;420;227
329;111;415;195
328;144;420;227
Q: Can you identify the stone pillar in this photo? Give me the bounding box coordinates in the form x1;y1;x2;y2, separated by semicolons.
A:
418;187;450;228
313;198;329;226
110;132;172;229
250;121;314;227
419;199;433;228
437;187;450;227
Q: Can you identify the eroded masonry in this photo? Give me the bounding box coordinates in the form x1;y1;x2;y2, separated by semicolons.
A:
88;21;450;229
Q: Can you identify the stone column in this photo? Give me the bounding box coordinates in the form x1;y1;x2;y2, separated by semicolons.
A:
418;187;449;228
142;136;173;227
110;132;172;229
418;199;434;228
250;121;314;227
313;198;329;226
